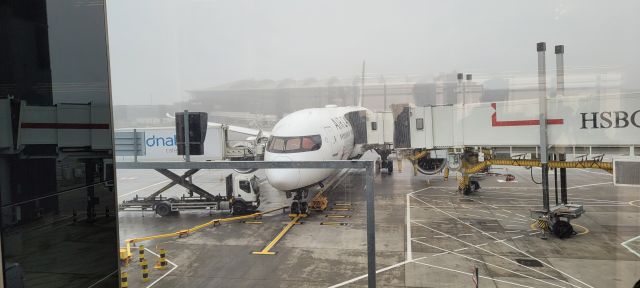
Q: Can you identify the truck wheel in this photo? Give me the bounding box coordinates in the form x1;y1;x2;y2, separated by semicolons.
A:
232;202;246;215
155;202;171;217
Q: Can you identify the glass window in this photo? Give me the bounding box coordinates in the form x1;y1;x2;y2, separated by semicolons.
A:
267;135;322;153
371;121;377;130
239;180;251;193
1;0;118;287
268;136;285;152
285;137;301;150
416;118;424;130
250;176;260;194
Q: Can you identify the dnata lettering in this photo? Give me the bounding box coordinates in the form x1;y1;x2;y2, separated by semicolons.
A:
146;135;177;147
580;110;640;129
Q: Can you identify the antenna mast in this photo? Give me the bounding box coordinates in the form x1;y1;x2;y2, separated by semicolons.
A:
359;60;365;107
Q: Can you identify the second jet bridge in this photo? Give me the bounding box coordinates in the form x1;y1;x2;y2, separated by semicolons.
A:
394;93;640;155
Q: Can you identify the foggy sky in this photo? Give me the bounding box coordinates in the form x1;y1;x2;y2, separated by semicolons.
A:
106;0;640;105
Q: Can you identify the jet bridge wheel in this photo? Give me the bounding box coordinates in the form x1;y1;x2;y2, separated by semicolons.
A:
552;220;575;239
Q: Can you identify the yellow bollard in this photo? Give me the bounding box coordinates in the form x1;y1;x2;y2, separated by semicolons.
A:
139;244;145;265
444;167;449;181
141;260;150;282
120;271;128;288
155;248;168;270
397;158;403;173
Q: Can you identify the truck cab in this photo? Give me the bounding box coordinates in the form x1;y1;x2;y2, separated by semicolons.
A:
226;173;261;215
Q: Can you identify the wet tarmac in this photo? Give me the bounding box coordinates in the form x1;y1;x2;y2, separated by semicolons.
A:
116;161;640;287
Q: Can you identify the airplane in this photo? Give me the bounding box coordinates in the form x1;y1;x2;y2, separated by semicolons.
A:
165;101;448;215
168;105;394;214
263;105;369;214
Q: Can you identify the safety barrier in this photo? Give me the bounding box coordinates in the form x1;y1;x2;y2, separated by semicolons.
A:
155;248;168;270
139;244;145;265
122;206;287;259
141;260;150;282
120;271;128;288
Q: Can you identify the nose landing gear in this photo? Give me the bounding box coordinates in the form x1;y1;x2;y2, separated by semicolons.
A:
289;189;309;215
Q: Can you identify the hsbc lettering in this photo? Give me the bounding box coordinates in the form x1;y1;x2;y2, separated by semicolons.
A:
580;110;640;129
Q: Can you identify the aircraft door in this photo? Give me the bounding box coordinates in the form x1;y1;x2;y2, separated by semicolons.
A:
324;126;339;158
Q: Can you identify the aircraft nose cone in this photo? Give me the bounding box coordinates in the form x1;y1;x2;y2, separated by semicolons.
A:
265;156;301;191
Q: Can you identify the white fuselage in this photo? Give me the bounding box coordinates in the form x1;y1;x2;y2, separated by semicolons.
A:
264;106;367;191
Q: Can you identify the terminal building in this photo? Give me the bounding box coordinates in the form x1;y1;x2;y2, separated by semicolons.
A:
185;69;622;118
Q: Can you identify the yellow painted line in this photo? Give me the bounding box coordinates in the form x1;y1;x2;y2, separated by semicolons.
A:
334;203;352;206
320;222;348;226
243;221;263;224
252;215;301;255
331;208;351;211
572;223;589;235
326;215;351;218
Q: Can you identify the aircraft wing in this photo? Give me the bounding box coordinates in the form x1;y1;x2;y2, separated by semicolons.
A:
165;113;271;137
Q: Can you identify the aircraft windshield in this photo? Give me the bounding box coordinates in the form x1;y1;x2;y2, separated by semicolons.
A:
267;135;322;153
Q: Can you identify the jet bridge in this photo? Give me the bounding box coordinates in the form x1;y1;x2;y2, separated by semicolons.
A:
398;93;639;155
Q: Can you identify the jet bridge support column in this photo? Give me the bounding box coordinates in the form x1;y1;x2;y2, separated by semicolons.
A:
555;44;569;205
537;42;550;212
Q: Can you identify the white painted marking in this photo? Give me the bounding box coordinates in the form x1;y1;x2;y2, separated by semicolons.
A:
621;235;640;258
457;234;473;237
412;261;535;288
512;235;524;239
412;221;584;288
119;180;171;198
413;239;567;288
568;182;613;190
577;169;612;176
130;247;179;288
329;255;432;288
406;193;412;261
409;197;594;288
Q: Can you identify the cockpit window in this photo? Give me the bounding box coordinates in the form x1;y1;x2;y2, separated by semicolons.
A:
285;137;301;150
267;135;322;153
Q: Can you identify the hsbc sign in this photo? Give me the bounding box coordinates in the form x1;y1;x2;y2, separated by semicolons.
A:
580;111;640;129
457;95;640;147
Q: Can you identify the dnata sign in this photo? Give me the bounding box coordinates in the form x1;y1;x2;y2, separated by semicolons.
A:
146;135;177;147
580;110;640;129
